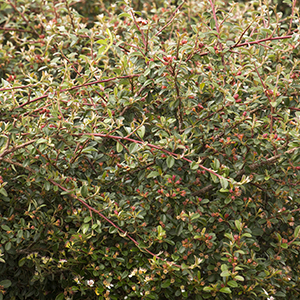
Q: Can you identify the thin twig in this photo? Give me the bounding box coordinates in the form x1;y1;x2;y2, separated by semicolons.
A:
208;0;219;35
76;133;227;181
253;63;274;133
0;84;36;92
0;26;34;33
232;19;257;48
6;0;40;36
129;10;147;49
155;2;185;37
0;140;37;160
193;146;300;195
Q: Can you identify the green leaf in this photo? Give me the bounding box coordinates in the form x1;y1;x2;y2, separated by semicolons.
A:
289;142;300;148
109;226;117;234
201;199;209;204
129;143;139;154
220;287;231;294
166;156;175;168
143;79;153;87
220;177;228;189
84;216;92;223
191;213;200;220
190;161;199;170
274;291;287;297
36;138;48;144
116;142;123;153
147;171;159;178
118;12;131;18
44;181;51;191
234;275;244;281
0;280;11;288
241;233;252;238
0;188;8;197
1;225;10;231
210;172;218;182
161;279;171;288
213;158;220;170
221;264;228;272
80;185;88;198
81;146;97;153
157;225;166;240
235;219;242;231
5;242;11;251
227;280;238;287
294;225;300;238
191;24;198;33
55;293;65;300
220;270;230;277
18;257;27;267
137;125;145;139
82;223;89;234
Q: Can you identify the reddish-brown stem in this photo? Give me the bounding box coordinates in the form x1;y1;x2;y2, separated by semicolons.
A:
0;139;37;160
155;2;185;37
289;0;297;34
6;0;40;36
232;19;256;48
63;0;75;30
233;35;292;48
15;94;48;109
208;0;220;35
0;84;36;92
129;10;147;49
76;133;227;182
187;34;293;62
254;64;274;133
10;75;142;110
55;45;82;77
62;74;142;92
0;26;34;33
48;179;181;268
289;107;300;112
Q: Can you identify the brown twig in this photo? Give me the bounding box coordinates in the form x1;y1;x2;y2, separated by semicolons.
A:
129;10;147;49
0;26;34;33
193;146;300;195
232;19;257;49
15;94;48;109
0;84;37;92
233;35;292;49
208;0;220;35
0;139;37;160
49;178;181;268
6;0;40;36
155;2;185;37
75;133;227;181
63;0;75;30
62;74;142;92
289;0;297;34
253;63;274;133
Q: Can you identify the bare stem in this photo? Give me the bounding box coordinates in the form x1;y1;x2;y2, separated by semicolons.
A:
155;2;185;37
6;0;40;35
208;0;220;35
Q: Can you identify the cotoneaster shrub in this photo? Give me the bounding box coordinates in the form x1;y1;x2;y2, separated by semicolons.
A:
1;0;300;299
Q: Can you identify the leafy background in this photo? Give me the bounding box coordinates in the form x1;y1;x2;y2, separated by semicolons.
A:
0;0;300;299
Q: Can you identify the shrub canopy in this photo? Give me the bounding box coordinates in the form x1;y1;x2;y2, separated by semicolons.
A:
1;0;300;299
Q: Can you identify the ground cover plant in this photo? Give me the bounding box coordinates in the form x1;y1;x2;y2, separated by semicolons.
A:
1;0;300;299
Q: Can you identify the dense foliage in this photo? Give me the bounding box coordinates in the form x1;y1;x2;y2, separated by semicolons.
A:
1;0;300;299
